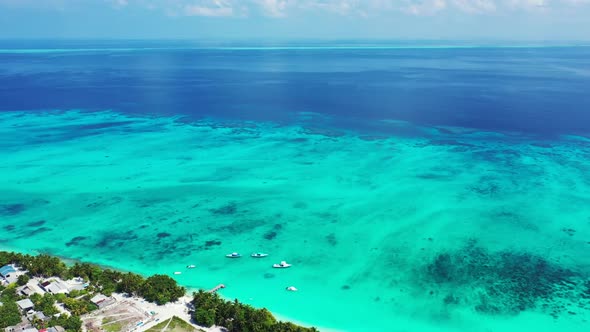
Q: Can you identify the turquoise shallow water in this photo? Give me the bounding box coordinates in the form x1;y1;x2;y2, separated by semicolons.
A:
1;110;589;331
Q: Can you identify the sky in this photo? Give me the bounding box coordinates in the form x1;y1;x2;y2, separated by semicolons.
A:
0;0;589;41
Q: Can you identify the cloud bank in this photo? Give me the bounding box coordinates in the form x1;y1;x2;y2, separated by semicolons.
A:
2;0;589;17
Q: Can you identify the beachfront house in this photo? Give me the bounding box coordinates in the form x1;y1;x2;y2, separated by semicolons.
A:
90;294;115;309
0;264;17;284
39;279;69;294
16;299;35;312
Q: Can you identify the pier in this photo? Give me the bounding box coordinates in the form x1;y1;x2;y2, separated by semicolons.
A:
207;284;225;293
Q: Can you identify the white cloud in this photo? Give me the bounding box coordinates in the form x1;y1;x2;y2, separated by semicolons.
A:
1;0;589;17
402;0;447;15
256;0;291;17
183;0;234;16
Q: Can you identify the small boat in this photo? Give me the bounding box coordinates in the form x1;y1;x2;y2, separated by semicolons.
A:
226;252;241;258
186;265;196;269
251;253;269;258
286;286;298;292
173;271;182;275
272;261;292;268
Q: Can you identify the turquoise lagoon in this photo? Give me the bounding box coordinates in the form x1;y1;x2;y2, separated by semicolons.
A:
1;109;589;331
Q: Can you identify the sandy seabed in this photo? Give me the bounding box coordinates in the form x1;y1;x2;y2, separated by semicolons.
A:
1;110;589;331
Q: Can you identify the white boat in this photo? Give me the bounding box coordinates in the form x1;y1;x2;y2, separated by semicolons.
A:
173;271;182;275
186;265;196;269
251;253;269;258
226;252;241;258
272;261;291;268
286;286;298;292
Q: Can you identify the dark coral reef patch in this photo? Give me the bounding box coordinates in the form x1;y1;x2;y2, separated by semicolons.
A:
65;236;89;247
422;240;586;317
0;203;26;216
210;202;238;215
27;220;46;227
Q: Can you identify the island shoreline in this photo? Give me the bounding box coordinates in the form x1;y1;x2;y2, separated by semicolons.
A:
0;246;330;331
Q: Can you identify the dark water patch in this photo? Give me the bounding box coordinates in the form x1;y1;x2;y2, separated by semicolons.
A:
421;240;582;316
157;232;171;239
261;223;284;240
443;294;460;305
74;120;136;131
472;149;521;165
325;233;338;246
210;218;265;235
26;220;46;227
3;225;15;231
96;230;138;249
27;227;52;236
561;228;576;236
86;196;124;209
0;203;26;216
263;273;275;279
66;236;89;247
531;142;553;148
492;211;539;232
210;202;237;215
424;139;478;148
416;172;455;180
341;285;351;290
469;180;501;197
205;240;222;247
263;231;277;240
359;135;388;141
288;137;308;143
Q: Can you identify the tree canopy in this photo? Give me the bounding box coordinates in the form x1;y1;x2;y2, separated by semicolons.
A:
191;291;318;332
140;274;185;305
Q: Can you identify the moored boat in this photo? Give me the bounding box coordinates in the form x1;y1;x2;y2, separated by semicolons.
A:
226;252;242;258
251;253;269;258
272;261;291;268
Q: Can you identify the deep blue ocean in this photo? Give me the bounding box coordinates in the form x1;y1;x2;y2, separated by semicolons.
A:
1;40;590;138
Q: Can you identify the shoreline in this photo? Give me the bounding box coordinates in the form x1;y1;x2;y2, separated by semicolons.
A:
0;246;328;331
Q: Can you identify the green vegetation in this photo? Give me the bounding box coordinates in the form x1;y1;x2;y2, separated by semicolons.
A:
0;284;20;328
140;274;186;305
191;291;318;332
1;251;315;332
0;251;184;305
0;251;186;331
17;274;30;286
29;293;59;316
62;297;98;316
146;316;199;332
0;299;21;328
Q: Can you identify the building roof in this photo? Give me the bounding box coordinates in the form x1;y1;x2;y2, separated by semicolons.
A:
90;294;108;304
16;298;35;310
21;286;36;296
46;327;65;332
0;265;16;277
34;312;48;320
22;328;39;332
45;281;69;294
